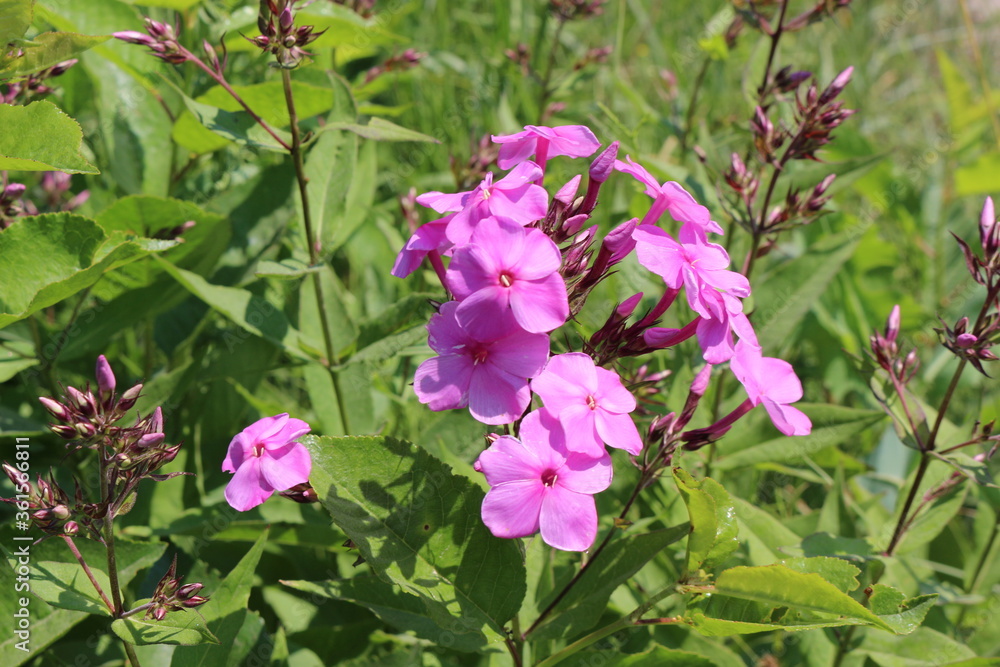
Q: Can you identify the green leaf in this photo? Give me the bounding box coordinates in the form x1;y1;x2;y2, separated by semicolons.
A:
0;101;98;173
163;78;292;153
0;32;109;76
936;50;979;135
713;404;885;470
153;258;321;362
254;259;323;280
122;0;200;8
867;584;937;635
341;293;440;359
15;559;111;615
0;0;32;45
170;530;269;665
682;610;862;637
315;117;439;143
529;525;689;641
713;564;894;631
171;80;342;154
305;435;526;643
608;646;721;666
0;213;176;329
753;231;860;352
112;607;219;646
778;557;860;594
673;468;738;572
860;627;979;667
283;576;487;652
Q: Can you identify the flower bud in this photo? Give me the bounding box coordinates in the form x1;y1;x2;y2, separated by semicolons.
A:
63;521;79;536
153;606;167;621
820;66;853;105
279;7;294;31
176;583;204;600
52;504;71;520
588;141;619;184
957;333;978;348
603;217;637;264
137;432;166;449
95;355;116;401
182;596;208;609
554;175;582;206
562;213;589;236
39;397;71;422
885;304;900;344
616;293;643;319
118;383;143;411
74;422;96;439
113;31;157;46
51;424;77;440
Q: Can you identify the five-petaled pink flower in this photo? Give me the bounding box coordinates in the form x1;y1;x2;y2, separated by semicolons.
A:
492;124;601;172
447;217;570;338
731;341;811;436
616;156;723;234
222;414;312;512
416;162;548;246
475;409;613;551
413;301;550;425
531;352;642;457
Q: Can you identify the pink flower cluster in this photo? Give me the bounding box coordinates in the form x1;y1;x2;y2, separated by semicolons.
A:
393;124;811;551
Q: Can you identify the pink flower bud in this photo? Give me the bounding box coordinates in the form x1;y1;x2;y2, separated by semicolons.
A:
63;521;79;535
95;355;116;399
137;433;166;449
39;397;71;421
616;292;643;318
690;363;712;396
885;304;900;343
176;583;204;600
588;141;619;183
562;213;589;236
279;7;294;30
51;424;77;440
554;175;582;206
957;333;978;348
119;383;143;411
113;31;156;46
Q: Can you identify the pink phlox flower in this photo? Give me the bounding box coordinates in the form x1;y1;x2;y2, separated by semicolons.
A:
413;301;550;425
615;155;723;234
530;352;642;457
475;408;612;551
492;125;601;170
416;162;549;246
447;217;570;338
731;340;811;436
390;214;454;278
634;222;749;313
222;414;312;512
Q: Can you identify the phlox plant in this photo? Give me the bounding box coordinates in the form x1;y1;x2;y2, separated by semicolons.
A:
0;1;998;666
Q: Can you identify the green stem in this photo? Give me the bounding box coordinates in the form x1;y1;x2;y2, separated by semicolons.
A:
884;453;931;556
680;57;711;156
758;0;790;100
280;68;350;434
99;452;140;666
184;49;291;151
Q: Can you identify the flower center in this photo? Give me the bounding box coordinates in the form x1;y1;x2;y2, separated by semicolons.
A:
586;394;597;410
499;271;514;288
540;469;558;487
471;347;489;365
252;442;265;457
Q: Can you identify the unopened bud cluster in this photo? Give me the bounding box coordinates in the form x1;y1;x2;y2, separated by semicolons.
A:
248;0;326;68
550;0;607;21
113;19;188;65
869;305;920;385
2;464;86;537
1;58;78;104
145;556;208;621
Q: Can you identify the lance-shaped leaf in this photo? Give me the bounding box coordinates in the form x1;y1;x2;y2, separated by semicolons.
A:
305;435;527;645
0;213;176;329
673;468;739;573
0;0;32;45
112;606;218;646
0;101;98;173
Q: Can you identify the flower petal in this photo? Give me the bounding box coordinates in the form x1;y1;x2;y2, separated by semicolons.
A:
481;480;543;538
259;442;312;490
414;354;472;411
469;364;530;425
558;450;613;494
762;399;812;436
509;274;569;333
595;410;643;455
225;458;273;512
594;367;636;413
539;485;598;551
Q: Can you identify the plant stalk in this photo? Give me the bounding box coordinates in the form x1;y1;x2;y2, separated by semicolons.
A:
280;68;351;434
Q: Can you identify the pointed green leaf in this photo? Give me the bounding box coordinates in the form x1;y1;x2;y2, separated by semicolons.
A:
170;530;269;665
779;557;860;594
153;257;321;361
254;259;323;280
0;32;109;76
0;0;32;45
713;564;894;631
315;117;439;143
673;468;738;572
866;584;937;635
112;607;219;646
283;576;487;652
0;101;97;173
305;435;526;643
0;213;176;329
753;231;860;352
18;559;112;616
